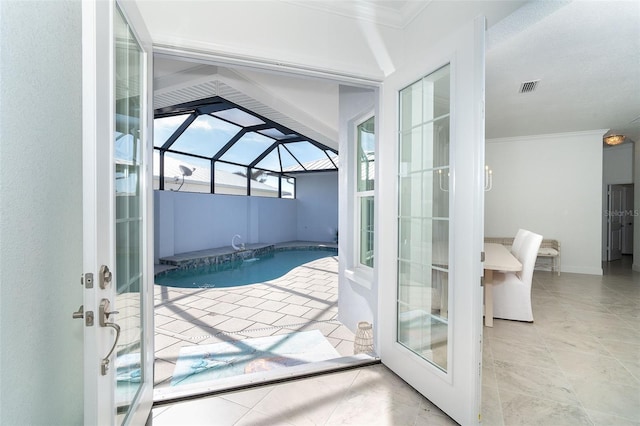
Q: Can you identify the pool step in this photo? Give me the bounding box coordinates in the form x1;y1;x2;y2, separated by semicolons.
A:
159;243;275;270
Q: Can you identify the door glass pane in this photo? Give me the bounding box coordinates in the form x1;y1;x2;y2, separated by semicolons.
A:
397;64;450;371
114;6;144;420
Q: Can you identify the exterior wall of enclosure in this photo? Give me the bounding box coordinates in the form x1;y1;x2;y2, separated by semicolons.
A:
154;171;338;261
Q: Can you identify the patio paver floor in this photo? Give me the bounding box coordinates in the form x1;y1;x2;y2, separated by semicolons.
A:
153;254;355;390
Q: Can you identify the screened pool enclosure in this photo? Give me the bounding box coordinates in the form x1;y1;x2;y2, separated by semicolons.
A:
153;96;338;197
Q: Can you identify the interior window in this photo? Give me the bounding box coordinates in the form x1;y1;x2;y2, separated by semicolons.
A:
356;116;375;267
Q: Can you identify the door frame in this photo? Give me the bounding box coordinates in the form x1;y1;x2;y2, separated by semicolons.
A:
135;13;483;424
148;46;385;402
621;184;634;255
82;0;155;423
607;184;624;261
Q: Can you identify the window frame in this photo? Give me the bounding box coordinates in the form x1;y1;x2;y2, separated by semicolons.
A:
354;114;376;270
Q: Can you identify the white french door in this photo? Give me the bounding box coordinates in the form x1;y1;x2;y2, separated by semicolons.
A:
82;0;154;424
608;184;624;261
379;16;486;425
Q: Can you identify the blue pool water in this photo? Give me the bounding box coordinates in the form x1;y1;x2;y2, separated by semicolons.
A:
156;249;337;289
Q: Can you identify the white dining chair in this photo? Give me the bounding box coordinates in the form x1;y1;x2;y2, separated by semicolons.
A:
510;228;531;259
492;230;543;322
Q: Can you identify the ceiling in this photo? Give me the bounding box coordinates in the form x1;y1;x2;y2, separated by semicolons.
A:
485;0;640;143
153;1;640;145
283;0;428;28
154;60;339;150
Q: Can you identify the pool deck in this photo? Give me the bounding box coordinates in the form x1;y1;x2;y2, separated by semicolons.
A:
153;241;350;391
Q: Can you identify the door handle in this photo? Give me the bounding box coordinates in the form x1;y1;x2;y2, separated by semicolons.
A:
99;298;120;375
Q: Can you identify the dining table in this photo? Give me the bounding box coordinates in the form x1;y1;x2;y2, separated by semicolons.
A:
483;243;522;327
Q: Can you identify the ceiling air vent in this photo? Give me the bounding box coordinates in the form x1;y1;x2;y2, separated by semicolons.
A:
519;80;540;93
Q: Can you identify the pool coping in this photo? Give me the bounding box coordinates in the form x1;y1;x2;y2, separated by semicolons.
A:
156;240;337;276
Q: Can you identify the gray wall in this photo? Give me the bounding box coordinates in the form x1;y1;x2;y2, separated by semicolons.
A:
155;174;337;261
296;172;339;242
0;1;84;424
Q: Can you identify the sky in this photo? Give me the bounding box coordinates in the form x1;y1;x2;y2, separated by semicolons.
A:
152;112;336;173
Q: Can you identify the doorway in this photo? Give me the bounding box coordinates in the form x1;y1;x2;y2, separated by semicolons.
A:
151;54;379;400
606;183;635;262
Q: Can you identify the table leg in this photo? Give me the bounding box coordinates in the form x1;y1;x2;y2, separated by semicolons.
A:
484;269;493;327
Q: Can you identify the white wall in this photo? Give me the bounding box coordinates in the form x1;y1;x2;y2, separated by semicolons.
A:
485;131;605;275
337;86;377;332
296;172;339;242
602;143;634;260
0;1;84;424
155;173;339;260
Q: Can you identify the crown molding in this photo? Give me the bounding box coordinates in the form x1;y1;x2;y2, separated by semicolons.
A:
486;129;609;144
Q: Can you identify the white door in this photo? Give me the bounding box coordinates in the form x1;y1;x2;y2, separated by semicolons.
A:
379;16;485;425
608;184;623;261
82;0;154;424
622;184;634;254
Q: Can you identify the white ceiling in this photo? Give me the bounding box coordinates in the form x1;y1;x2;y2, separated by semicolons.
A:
153;1;640;145
154;59;340;149
284;0;428;28
485;0;640;143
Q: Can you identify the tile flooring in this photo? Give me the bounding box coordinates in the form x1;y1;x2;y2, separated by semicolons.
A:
153;254;355;391
152;257;639;425
482;257;640;426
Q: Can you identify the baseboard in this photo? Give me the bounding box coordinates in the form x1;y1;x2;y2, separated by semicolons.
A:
633;263;640;272
560;266;603;275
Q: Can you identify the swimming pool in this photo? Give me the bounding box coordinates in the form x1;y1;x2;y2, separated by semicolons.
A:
155;249;337;289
